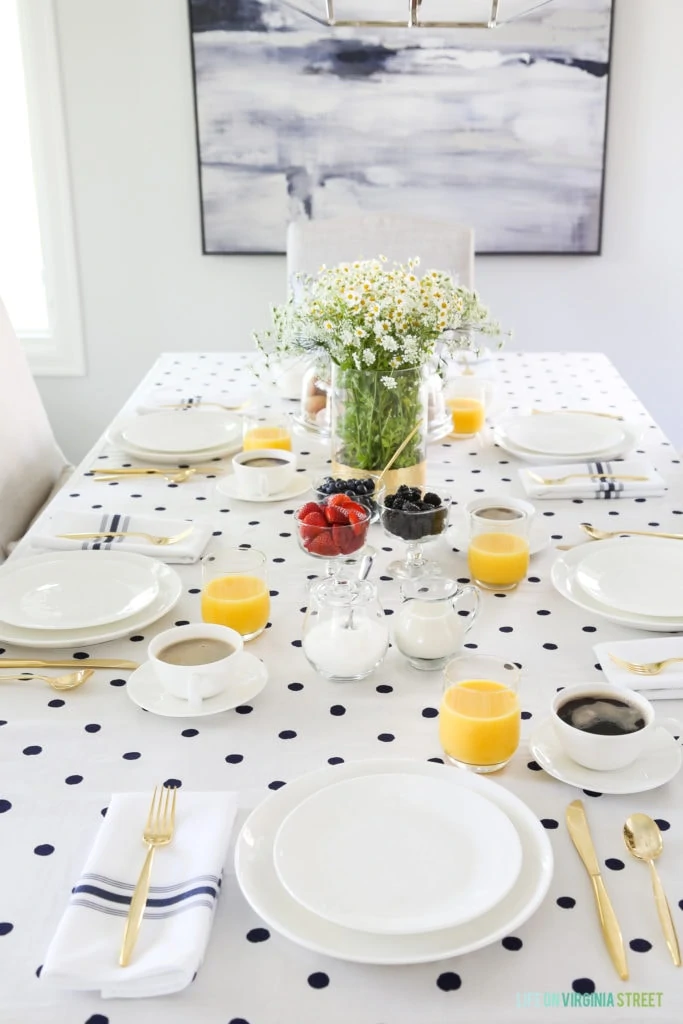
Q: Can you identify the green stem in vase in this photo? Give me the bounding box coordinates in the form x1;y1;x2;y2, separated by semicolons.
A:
335;367;425;471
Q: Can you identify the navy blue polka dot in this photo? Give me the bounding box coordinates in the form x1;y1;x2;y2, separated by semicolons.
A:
630;938;652;952
246;927;270;942
65;775;83;785
235;706;253;715
422;707;438;718
436;972;462;991
521;711;532;720
225;754;244;764
84;723;101;733
655;818;670;831
129;635;145;642
122;751;141;760
376;684;393;693
572;979;595;995
605;858;625;871
527;761;542;771
34;844;54;856
541;818;559;829
109;678;126;687
428;756;444;764
35;965;42;977
279;730;297;739
23;746;41;756
582;790;602;798
0;922;14;935
502;936;523;950
48;699;65;708
182;728;199;737
308;972;329;989
288;682;304;691
330;705;346;716
85;1015;110;1024
0;800;11;813
268;780;286;790
164;778;182;789
557;896;576;909
543;643;558;650
378;733;395;742
328;756;344;765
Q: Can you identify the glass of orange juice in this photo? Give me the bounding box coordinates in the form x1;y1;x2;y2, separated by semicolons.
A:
243;411;292;452
440;654;521;772
467;504;531;591
445;378;487;438
201;547;270;641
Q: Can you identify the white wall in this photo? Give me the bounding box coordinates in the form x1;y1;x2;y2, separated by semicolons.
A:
39;0;683;462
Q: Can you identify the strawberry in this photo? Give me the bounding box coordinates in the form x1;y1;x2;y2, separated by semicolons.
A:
299;510;327;543
327;493;354;508
347;509;369;538
344;531;365;554
332;523;356;555
343;501;367;518
297;501;325;520
307;531;338;557
324;504;350;525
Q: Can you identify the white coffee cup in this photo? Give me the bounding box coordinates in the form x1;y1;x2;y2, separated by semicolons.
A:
148;623;244;706
551;683;681;771
466;495;536;530
232;448;297;498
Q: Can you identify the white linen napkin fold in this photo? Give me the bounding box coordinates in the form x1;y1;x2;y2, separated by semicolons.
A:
518;458;666;500
33;511;212;563
594;638;683;699
136;388;251;415
42;791;237;998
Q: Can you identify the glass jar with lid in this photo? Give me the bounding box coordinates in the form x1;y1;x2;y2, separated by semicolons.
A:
302;577;389;681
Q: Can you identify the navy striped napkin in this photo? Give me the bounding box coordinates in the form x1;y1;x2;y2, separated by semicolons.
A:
519;458;666;500
42;792;237;998
34;511;212;563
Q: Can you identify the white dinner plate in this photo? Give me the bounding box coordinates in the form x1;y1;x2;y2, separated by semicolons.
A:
575;538;683;618
273;772;522;935
121;410;241;453
492;421;640;465
552;543;683;632
126;654;268;717
501;413;625;457
529;717;682;794
0;550;161;631
234;758;554;965
0;562;182;648
107;423;241;465
215;473;313;504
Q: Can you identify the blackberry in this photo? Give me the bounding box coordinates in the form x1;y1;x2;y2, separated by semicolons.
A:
423;492;441;507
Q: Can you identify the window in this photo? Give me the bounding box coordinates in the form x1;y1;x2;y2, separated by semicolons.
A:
0;0;84;375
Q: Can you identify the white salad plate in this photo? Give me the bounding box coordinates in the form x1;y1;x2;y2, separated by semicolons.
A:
551;543;683;632
0;562;182;648
126;654;268;717
575;538;683;619
107;422;241;465
235;758;554;965
501;413;625;457
216;473;312;504
0;550;161;631
493;420;640;465
273;772;522;935
529;717;682;795
121;410;241;454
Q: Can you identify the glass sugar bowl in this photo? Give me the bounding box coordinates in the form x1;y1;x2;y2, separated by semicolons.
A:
302;577;389;681
393;576;480;671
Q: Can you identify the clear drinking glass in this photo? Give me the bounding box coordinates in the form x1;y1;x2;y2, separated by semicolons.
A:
440;654;521;773
445;377;488;438
242;410;292;452
201;547;270;641
467;505;530;591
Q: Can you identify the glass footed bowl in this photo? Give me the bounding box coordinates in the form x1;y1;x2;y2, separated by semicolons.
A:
379;487;451;579
295;498;372;575
312;473;383;523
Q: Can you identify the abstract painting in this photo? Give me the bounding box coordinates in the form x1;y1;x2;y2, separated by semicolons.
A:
188;0;613;254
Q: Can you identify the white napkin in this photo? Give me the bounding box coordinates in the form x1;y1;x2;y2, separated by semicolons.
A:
42;791;237;998
518;458;666;500
594;637;683;699
136;387;251;415
33;511;212;563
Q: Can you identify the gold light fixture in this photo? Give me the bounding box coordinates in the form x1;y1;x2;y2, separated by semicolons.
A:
281;1;558;29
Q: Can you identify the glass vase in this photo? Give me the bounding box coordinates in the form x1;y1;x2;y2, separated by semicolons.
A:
330;365;428;491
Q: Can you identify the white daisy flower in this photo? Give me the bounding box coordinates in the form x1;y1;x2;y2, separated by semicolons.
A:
381;375;397;390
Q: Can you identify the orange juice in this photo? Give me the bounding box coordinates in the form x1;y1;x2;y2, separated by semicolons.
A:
468;532;529;588
201;574;270;638
243;426;292;452
447;396;485;435
439;680;520;768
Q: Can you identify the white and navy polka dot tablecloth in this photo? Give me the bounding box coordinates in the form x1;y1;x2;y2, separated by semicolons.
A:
1;352;682;1024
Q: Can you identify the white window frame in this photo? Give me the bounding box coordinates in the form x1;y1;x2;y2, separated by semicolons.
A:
15;0;85;376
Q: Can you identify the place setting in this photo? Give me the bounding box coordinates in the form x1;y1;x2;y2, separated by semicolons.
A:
107;408;243;464
30;510;213;562
217;448;312;503
492;408;643;464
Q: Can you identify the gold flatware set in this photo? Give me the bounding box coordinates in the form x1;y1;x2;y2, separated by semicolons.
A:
56;526;194;548
119;784;178;967
90;466;223;484
0;668;93;691
529;472;648;486
0;658;138;670
567;800;680;979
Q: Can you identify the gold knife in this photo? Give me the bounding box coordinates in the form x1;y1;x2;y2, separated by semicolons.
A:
0;659;139;670
566;800;629;980
89;467;221;475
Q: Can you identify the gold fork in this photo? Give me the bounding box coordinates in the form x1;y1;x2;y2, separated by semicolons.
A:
609;653;683;677
528;472;649;486
92;469;202;484
119;785;177;967
0;669;93;691
57;526;194;547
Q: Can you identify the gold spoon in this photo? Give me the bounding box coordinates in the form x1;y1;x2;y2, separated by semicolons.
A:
0;668;94;691
623;813;681;966
581;523;683;542
375;419;424;490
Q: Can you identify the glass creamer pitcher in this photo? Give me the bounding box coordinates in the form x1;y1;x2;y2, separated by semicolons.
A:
393;576;480;671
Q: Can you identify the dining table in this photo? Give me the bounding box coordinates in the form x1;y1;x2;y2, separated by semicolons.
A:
1;349;682;1024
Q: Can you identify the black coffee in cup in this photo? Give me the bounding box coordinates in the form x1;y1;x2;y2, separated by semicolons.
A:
557;695;646;736
240;456;289;468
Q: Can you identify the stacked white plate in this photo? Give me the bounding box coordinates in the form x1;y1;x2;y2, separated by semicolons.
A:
552;538;683;631
108;410;242;464
235;759;553;964
0;550;182;648
493;412;640;464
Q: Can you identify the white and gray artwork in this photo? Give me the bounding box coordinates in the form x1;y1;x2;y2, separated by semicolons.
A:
189;0;613;254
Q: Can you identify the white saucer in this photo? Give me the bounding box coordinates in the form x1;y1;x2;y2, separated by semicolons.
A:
216;472;312;503
529;717;682;794
448;512;548;556
126;654;268;717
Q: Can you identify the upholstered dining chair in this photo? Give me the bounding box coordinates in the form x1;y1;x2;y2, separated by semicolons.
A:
286;214;475;290
0;295;71;561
